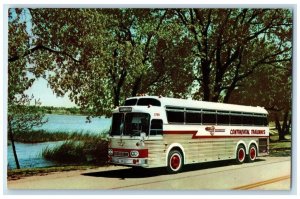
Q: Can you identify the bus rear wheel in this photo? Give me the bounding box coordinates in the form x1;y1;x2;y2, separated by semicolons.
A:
167;150;183;174
247;144;257;163
236;145;246;164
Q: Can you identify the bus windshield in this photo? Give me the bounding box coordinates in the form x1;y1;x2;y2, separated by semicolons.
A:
111;113;150;136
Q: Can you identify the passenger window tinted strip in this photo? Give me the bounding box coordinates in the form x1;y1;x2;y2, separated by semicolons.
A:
166;111;184;123
137;98;161;106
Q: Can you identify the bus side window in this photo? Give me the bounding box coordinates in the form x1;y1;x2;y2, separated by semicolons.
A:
202;113;216;125
243;115;254;126
150;119;163;135
166;111;184;123
186;112;202;124
217;114;230;125
230;115;242;126
254;116;268;126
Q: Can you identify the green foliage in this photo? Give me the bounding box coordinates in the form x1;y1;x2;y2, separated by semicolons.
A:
9;8;292;121
229;62;291;113
28;8;194;116
175;9;292;102
8;8;47;133
42;139;108;164
11;130;69;143
11;130;108;143
229;59;292;138
8;8;52;169
42;141;86;163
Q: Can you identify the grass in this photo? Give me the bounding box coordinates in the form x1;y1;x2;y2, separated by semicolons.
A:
8;130;109;165
269;135;291;157
269;125;291;157
11;130;108;143
41;139;108;164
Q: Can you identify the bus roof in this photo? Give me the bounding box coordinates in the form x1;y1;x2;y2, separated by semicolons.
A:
126;96;268;115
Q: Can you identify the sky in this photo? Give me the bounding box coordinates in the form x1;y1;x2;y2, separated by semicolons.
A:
24;77;77;107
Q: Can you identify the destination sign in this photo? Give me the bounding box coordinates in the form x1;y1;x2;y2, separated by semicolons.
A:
119;107;132;112
230;129;266;135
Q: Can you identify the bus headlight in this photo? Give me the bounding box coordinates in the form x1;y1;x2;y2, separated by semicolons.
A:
130;150;139;158
108;149;113;156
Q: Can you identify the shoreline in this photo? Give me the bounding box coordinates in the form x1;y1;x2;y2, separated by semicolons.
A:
8;129;109;143
7;165;104;181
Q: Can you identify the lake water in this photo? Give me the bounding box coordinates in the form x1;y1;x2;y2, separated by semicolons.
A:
7;141;65;169
33;114;112;134
7;114;112;169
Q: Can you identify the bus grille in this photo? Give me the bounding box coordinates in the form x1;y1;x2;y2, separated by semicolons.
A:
114;151;129;157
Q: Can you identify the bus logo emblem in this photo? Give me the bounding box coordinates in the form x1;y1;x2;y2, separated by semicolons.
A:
205;126;226;136
205;126;216;136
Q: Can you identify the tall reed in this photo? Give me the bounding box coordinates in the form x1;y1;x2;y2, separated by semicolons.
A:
11;130;108;143
42;137;108;165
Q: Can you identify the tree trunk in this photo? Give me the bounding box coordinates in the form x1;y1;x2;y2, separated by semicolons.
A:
282;110;290;136
223;83;236;103
8;120;20;169
131;77;142;97
201;61;211;101
275;119;280;131
113;88;120;107
275;113;285;141
287;115;292;134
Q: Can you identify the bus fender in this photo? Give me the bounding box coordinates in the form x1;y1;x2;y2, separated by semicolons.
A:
165;143;185;167
235;140;247;157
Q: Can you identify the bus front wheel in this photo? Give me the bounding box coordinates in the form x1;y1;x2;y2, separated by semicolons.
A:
236;145;246;164
167;150;183;174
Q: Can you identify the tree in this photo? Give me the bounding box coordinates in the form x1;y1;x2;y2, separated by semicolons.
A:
9;8;292;123
229;62;292;140
8;8;47;169
26;8;194;117
175;9;292;102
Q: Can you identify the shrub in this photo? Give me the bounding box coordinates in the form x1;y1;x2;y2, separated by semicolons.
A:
42;139;108;165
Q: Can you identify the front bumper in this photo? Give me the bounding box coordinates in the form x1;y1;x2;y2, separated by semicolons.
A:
108;156;148;167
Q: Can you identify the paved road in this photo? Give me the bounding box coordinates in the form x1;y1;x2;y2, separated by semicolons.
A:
7;157;290;190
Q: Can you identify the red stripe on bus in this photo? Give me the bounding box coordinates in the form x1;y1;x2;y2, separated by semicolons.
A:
191;136;269;139
163;130;268;139
162;130;197;134
109;148;148;158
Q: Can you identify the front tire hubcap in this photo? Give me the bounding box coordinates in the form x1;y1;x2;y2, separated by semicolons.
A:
238;148;245;162
170;154;181;171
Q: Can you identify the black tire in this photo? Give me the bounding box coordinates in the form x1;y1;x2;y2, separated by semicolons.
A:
247;144;257;163
236;145;246;164
167;150;183;174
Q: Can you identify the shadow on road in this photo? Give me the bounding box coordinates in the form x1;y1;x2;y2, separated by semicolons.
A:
82;158;266;179
82;167;167;179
